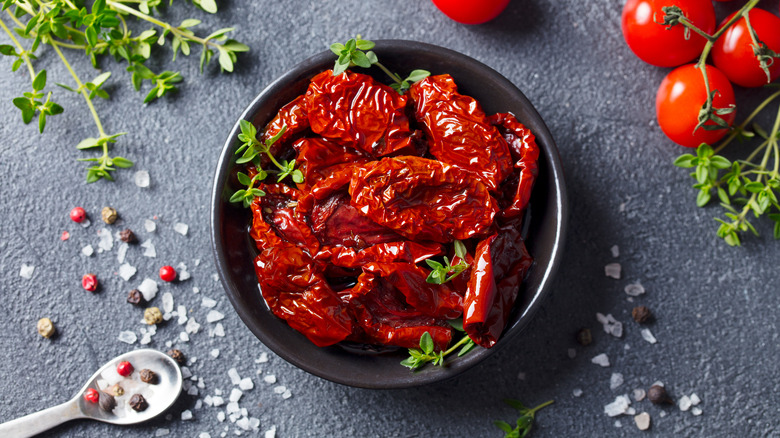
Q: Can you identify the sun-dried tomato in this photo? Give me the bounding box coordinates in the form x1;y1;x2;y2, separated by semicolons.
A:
409;74;514;191
350;156;498;243
490;112;540;220
292;137;370;189
315;241;443;268
462;226;533;348
304;70;414;156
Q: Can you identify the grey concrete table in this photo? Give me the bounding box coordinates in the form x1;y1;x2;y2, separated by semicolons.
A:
1;1;778;436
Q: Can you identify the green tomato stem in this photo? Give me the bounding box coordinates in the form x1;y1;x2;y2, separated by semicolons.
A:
714;90;780;154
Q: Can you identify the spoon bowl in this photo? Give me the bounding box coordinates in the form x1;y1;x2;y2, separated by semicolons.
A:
0;349;182;437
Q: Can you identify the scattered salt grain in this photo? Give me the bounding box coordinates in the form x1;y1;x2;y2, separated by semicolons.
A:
572;388;583;397
226;402;240;414
610;373;624;390
273;385;286;395
82;245;95;257
199;433;211;438
188;386;198;396
596;313;623;338
174;223;189;236
212;273;219;282
144;219;156;233
624;282;645;297
229;388;243;402
117;242;128;263
140;332;152;345
141;240;157;258
691;407;703;416
181;367;193;379
180;332;190;342
690;393;701;405
97;228;113;252
202;297;218;308
213;323;225;337
679;395;692;412
610;245;619;257
181;410;193;421
249;418;260;430
228;368;242;385
19;264;34;279
614;420;622;428
186;318;201;334
282;390;292;399
567;348;576;359
207;310;225;323
177;262;191;281
641;328;657;344
118;263;137;281
118;331;137;344
591;353;610;367
193;287;200;294
135;170;150;188
239;378;254;391
263;375;277;384
633;389;646;401
264;425;276;438
634;412;651;431
604;394;631;417
236;417;251;431
80;218;91;228
255;353;269;364
212;396;225;407
162;292;174;313
211;349;220;358
605;262;621;279
177;305;188;325
154;429;170;436
195;400;203;409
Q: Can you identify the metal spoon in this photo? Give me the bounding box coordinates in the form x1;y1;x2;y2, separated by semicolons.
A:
0;349;183;438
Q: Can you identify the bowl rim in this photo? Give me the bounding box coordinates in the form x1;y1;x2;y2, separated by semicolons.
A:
210;39;568;388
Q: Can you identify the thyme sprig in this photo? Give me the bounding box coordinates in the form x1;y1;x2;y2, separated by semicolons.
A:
494;399;554;438
0;0;248;182
425;240;469;284
330;36;430;93
400;319;477;371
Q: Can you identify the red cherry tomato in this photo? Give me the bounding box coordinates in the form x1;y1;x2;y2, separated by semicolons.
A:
159;265;176;282
621;0;715;67
712;9;780;88
431;0;509;25
656;64;736;148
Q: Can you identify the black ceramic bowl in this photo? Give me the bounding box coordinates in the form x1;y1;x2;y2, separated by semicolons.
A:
211;40;567;389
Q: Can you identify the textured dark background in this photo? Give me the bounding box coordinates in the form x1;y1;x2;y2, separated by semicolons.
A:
1;0;779;436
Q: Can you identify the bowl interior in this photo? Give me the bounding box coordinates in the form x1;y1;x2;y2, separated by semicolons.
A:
211;40;568;389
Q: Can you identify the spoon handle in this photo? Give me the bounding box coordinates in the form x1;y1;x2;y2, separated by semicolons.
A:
0;398;84;438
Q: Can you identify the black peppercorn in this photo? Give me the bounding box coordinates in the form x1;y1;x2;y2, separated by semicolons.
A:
632;306;653;324
99;391;116;412
167;349;185;364
127;289;146;306
647;385;672;404
576;328;592;346
129;394;148;412
119;229;137;243
139;368;158;384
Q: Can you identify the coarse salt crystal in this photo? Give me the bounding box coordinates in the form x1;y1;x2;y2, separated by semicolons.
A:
610;373;624;390
592;353;610;367
614;420;622;428
210;349;220;358
624;282;645;297
249;418;260;430
679;395;692;411
633;389;646;401
690;393;701;405
141;240;157;258
263;375;277;384
217;411;226;422
118;263;137;281
162;292;174;313
212;396;225;407
691;407;702;416
212;273;219;282
80;218;91;228
174;223;189;236
195;400;203;409
226;402;240;414
181;366;193;379
177;262;190;281
207;310;225;323
229;388;243;402
264;426;276;438
193;287;200;294
228;368;241;385
213;323;225;337
605;262;621;279
238;378;254;391
626;407;636;416
117;242;128;263
610;245;619;257
182;410;193;420
596;313;623;338
202;297;217;308
200;433;211;438
282;390;292;399
236;417;251;431
186;318;201;334
188;386;198;396
144;219;156;232
82;245;95;257
572;388;583;397
97;228;113;252
135;170;150;188
118;331;137;344
155;428;170;436
634;412;651;431
604;394;631;417
641;328;657;344
19;264;34;279
273;385;286;394
255;353;269;364
180;332;190;342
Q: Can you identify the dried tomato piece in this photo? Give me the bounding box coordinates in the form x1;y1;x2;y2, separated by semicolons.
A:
292;137;370;188
490;113;540;220
364;262;463;319
304;70;414;156
350;156;498;243
463;226;533;348
250;184;319;253
409;74;513;191
315;241;443;268
346;272;452;350
261;95;309;146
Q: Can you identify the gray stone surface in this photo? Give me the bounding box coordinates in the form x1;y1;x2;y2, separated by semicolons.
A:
1;0;779;436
